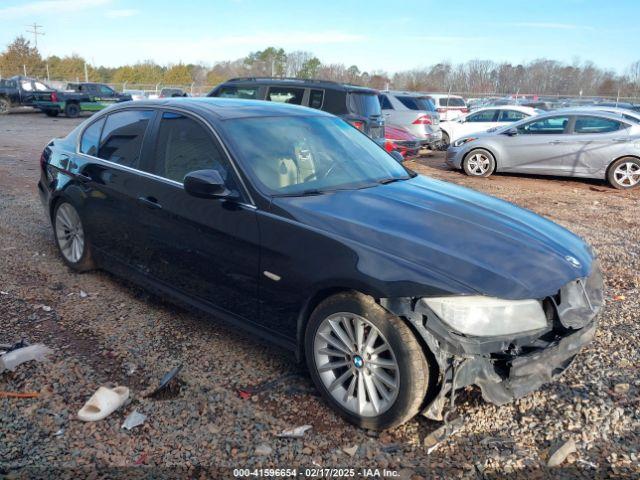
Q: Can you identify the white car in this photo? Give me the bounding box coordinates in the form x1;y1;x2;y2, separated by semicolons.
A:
440;106;539;147
423;94;468;121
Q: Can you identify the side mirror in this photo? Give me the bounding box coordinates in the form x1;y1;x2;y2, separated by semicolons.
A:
390;150;404;163
184;169;235;199
505;128;518;136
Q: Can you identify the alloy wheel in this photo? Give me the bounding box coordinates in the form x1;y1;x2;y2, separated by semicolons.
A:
613;161;640;187
467;153;491;175
55;203;85;263
313;313;400;417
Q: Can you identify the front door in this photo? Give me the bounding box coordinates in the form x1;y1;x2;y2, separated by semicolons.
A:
136;111;260;320
499;115;574;174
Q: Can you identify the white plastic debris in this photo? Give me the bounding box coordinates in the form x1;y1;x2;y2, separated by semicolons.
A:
79;290;88;298
121;410;147;430
41;306;52;312
0;344;53;373
77;386;130;422
548;439;577;467
276;424;312;438
343;445;359;457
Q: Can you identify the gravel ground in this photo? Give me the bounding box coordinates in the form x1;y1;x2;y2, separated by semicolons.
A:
1;111;639;479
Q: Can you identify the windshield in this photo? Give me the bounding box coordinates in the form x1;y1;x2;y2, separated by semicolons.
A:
223;116;409;196
347;92;382;117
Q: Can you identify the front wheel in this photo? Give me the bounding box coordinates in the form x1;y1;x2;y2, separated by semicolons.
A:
607;157;640;189
462;148;496;177
53;202;95;271
440;131;450;149
305;292;431;430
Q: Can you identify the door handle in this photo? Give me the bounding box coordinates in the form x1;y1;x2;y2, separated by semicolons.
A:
548;140;564;144
611;138;628;142
137;196;162;209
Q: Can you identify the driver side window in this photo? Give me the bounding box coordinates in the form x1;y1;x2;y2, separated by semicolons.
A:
466;110;497;122
150;112;237;188
518;116;569;134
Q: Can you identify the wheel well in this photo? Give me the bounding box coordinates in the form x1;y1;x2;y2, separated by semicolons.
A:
295;287;357;361
606;155;640;177
49;196;63;224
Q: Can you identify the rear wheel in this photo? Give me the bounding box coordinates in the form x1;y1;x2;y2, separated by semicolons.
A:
64;102;80;118
305;292;431;430
607;157;640;189
53;202;95;271
463;148;496;177
0;97;10;114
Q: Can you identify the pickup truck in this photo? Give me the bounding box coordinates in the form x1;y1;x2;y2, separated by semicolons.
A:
0;75;95;117
33;82;132;117
0;76;54;113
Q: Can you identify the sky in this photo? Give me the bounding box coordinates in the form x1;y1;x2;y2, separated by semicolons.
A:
0;0;639;73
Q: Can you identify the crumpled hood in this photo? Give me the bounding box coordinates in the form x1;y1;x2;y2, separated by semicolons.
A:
273;175;594;300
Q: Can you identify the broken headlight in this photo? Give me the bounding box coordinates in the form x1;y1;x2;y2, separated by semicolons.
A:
421;296;547;337
453;137;477;147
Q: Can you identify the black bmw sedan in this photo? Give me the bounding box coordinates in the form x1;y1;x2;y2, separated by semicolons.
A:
38;98;603;430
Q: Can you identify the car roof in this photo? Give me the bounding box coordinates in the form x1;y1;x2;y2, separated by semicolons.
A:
535;108;633;121
471;105;537;113
421;93;465;98
383;90;431;97
109;97;333;120
219;77;378;94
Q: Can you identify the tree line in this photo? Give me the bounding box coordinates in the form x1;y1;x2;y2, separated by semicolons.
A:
1;36;639;99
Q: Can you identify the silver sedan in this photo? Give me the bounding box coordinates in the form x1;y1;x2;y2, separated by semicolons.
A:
445;110;640;189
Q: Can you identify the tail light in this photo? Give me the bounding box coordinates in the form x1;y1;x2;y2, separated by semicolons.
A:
349;120;364;130
412;115;432;125
384;140;394;152
50;91;58;102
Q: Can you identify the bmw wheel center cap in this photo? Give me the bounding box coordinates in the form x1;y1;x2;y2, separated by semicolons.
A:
353;355;364;368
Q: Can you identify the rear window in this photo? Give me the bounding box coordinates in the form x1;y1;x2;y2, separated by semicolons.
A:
397;95;435;111
348;92;382;117
98;110;154;168
216;86;259;99
574;116;622;133
439;97;466;107
267;86;304;105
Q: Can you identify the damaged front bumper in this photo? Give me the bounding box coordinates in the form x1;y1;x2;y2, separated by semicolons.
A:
381;264;604;420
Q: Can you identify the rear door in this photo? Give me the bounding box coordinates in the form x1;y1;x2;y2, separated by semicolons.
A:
564;115;631;176
136;110;260;320
75;109;156;266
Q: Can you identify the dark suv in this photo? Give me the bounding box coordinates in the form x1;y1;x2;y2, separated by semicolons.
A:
208;78;385;144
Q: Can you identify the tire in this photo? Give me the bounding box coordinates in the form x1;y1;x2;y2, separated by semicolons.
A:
53;201;95;271
0;97;10;114
441;131;450;149
462;148;496;177
607;157;640;190
44;109;59;117
305;292;431;430
64;102;80;118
